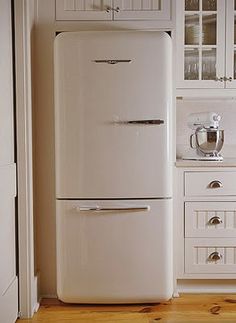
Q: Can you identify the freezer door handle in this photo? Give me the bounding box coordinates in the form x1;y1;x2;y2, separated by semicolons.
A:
77;205;150;212
117;119;164;125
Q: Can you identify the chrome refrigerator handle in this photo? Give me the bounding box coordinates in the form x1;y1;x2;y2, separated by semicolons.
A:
117;119;164;125
77;206;150;212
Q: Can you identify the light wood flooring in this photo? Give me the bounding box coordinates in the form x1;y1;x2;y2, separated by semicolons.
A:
18;294;236;322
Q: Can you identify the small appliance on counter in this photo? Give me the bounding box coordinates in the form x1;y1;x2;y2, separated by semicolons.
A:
182;112;224;161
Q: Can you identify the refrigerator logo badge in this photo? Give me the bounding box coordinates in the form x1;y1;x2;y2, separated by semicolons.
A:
93;59;132;65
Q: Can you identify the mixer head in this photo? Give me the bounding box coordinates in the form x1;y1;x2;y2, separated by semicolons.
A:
187;112;221;130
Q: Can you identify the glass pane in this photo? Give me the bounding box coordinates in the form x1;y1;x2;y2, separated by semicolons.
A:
202;14;216;45
185;0;199;11
202;0;217;11
234;50;236;79
234;15;236;44
202;49;216;80
185;14;200;45
184;49;199;80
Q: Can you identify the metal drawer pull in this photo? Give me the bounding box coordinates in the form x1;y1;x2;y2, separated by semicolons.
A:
208;251;222;262
78;206;150;212
208;216;223;225
208;180;223;189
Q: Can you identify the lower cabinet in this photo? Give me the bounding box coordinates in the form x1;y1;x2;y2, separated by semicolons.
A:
175;167;236;279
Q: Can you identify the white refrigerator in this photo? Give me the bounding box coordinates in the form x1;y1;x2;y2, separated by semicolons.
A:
54;31;173;303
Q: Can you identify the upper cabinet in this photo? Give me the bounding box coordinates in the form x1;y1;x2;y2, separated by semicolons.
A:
55;0;171;21
176;0;236;89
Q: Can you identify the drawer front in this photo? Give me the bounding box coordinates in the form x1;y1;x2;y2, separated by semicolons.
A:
185;238;236;274
185;202;236;238
185;171;236;197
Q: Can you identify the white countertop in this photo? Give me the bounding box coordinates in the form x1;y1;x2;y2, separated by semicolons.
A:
175;158;236;167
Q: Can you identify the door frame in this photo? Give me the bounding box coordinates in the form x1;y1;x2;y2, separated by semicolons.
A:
14;0;38;318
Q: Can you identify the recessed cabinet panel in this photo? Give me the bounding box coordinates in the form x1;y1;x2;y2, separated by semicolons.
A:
185;171;236;197
56;0;113;20
185;202;236;237
56;0;171;21
185;238;236;273
113;0;171;20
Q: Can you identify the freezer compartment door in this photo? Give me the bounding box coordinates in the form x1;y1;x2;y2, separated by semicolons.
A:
56;199;173;303
54;31;172;198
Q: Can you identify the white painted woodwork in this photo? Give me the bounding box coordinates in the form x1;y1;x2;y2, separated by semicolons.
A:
14;0;39;317
225;0;236;88
114;0;171;20
176;0;225;89
185;201;236;237
175;167;236;280
56;0;112;20
56;0;170;21
0;0;18;321
185;171;236;197
56;199;173;303
185;238;236;273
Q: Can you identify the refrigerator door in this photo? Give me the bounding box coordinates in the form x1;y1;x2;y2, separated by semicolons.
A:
54;31;172;199
56;199;173;303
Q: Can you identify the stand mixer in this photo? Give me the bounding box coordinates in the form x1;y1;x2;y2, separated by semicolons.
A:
183;112;224;161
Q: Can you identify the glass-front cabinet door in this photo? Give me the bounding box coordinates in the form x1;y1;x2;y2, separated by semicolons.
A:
225;0;236;88
176;0;225;88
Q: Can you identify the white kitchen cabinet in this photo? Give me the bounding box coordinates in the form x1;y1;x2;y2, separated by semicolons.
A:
176;0;236;89
55;0;171;21
175;166;236;279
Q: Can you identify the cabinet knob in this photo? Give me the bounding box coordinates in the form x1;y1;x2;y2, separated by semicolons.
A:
224;76;233;82
208;216;223;225
208;180;223;189
106;6;120;12
208;251;222;262
215;77;224;82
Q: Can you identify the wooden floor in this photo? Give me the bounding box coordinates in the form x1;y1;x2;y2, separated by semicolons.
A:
18;294;236;322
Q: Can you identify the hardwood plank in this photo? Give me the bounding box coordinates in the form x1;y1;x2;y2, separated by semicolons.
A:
18;294;236;322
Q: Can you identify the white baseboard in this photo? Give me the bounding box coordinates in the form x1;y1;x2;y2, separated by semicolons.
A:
40;294;58;299
32;273;40;313
177;279;236;293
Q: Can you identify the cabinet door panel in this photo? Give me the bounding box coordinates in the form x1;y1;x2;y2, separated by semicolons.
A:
176;0;225;88
225;0;236;88
185;238;236;274
55;0;112;20
113;0;171;20
185;202;236;237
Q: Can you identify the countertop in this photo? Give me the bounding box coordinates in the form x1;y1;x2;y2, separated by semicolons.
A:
175;158;236;167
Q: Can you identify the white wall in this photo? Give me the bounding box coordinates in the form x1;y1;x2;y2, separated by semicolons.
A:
176;98;236;159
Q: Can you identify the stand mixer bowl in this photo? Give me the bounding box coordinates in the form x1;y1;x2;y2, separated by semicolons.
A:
191;128;224;156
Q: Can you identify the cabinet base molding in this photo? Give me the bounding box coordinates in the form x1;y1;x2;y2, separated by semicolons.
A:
177;279;236;293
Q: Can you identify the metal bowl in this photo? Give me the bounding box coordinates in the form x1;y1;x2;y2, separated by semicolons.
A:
194;128;224;155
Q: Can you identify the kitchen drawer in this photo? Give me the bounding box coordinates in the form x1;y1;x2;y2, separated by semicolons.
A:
185;202;236;238
185;238;236;274
185;171;236;197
